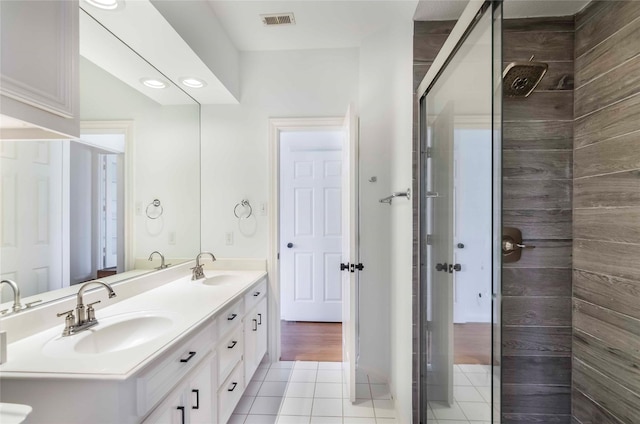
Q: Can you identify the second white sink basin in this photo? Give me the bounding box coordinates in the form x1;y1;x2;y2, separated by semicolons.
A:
201;274;243;286
43;311;174;357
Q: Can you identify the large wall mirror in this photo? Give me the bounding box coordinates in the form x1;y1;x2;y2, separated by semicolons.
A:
0;6;201;310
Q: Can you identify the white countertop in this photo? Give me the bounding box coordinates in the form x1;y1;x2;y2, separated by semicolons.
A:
0;270;266;380
0;403;32;424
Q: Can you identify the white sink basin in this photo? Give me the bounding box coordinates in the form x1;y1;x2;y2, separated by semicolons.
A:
201;274;243;286
43;311;174;357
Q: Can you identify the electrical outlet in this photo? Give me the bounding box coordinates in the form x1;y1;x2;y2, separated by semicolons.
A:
225;232;234;245
168;231;176;245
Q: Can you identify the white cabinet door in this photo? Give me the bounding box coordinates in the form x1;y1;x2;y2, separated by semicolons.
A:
143;354;215;424
143;387;186;424
188;359;214;424
0;0;79;138
255;298;268;365
244;296;268;384
244;308;258;385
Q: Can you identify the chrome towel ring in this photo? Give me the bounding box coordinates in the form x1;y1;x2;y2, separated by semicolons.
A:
234;199;253;219
146;199;164;219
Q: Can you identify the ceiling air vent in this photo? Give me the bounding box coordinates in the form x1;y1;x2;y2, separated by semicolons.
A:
261;13;295;26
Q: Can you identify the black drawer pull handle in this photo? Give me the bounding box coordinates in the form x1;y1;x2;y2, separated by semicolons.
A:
180;351;196;363
258;313;262;325
227;313;237;321
253;291;261;297
192;389;199;410
177;406;185;424
228;382;238;392
252;319;258;331
227;340;238;349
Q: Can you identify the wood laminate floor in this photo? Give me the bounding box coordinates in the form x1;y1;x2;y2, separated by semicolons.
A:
280;321;490;364
280;320;342;362
454;323;492;365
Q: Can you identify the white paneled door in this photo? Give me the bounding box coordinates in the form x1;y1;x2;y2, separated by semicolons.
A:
0;140;64;300
280;131;343;322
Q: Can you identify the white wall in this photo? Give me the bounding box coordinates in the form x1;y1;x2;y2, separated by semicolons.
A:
80;58;201;261
358;10;416;424
200;48;359;258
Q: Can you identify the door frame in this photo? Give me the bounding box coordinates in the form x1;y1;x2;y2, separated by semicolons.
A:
267;117;345;363
79;120;134;271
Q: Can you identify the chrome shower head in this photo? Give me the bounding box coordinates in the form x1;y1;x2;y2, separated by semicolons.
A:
503;57;548;97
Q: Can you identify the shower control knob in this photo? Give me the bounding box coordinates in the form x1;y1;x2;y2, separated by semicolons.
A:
435;263;447;272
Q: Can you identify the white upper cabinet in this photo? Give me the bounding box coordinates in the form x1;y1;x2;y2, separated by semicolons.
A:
0;0;79;139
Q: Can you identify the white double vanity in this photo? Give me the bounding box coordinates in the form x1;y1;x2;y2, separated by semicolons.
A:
0;261;268;423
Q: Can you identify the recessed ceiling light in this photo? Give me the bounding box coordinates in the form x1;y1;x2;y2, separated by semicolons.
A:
140;78;168;89
180;77;207;89
84;0;124;11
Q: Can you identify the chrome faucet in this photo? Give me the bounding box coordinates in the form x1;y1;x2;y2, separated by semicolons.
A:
56;280;117;337
191;252;216;280
148;250;170;270
0;280;22;313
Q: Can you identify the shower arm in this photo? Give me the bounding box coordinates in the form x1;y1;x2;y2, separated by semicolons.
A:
379;189;411;204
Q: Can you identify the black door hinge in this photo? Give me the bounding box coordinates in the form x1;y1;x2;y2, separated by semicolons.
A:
340;263;350;271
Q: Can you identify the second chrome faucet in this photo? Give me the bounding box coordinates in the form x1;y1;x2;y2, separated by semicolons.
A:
192;252;216;280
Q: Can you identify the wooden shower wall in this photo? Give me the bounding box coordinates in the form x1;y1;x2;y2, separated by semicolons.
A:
501;16;575;424
572;2;640;423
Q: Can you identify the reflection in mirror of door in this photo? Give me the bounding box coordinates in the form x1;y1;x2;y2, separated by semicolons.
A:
0;137;124;304
70;134;125;285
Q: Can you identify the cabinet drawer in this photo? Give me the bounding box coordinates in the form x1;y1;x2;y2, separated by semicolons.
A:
137;321;215;416
244;279;267;312
218;361;245;424
218;299;243;339
217;324;243;386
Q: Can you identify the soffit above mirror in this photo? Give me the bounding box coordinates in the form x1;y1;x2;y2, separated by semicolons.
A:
80;11;192;106
80;0;239;105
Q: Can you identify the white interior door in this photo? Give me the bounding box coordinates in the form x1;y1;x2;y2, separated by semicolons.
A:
280;131;343;322
453;128;492;324
342;105;359;403
0;140;64;299
100;154;118;269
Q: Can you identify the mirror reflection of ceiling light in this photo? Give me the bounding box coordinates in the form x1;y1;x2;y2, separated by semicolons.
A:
84;0;124;11
140;78;168;89
180;77;207;89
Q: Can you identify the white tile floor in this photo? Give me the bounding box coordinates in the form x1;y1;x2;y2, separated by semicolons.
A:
426;364;496;424
230;361;398;424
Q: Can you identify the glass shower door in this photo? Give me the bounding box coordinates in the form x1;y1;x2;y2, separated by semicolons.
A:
419;2;501;422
